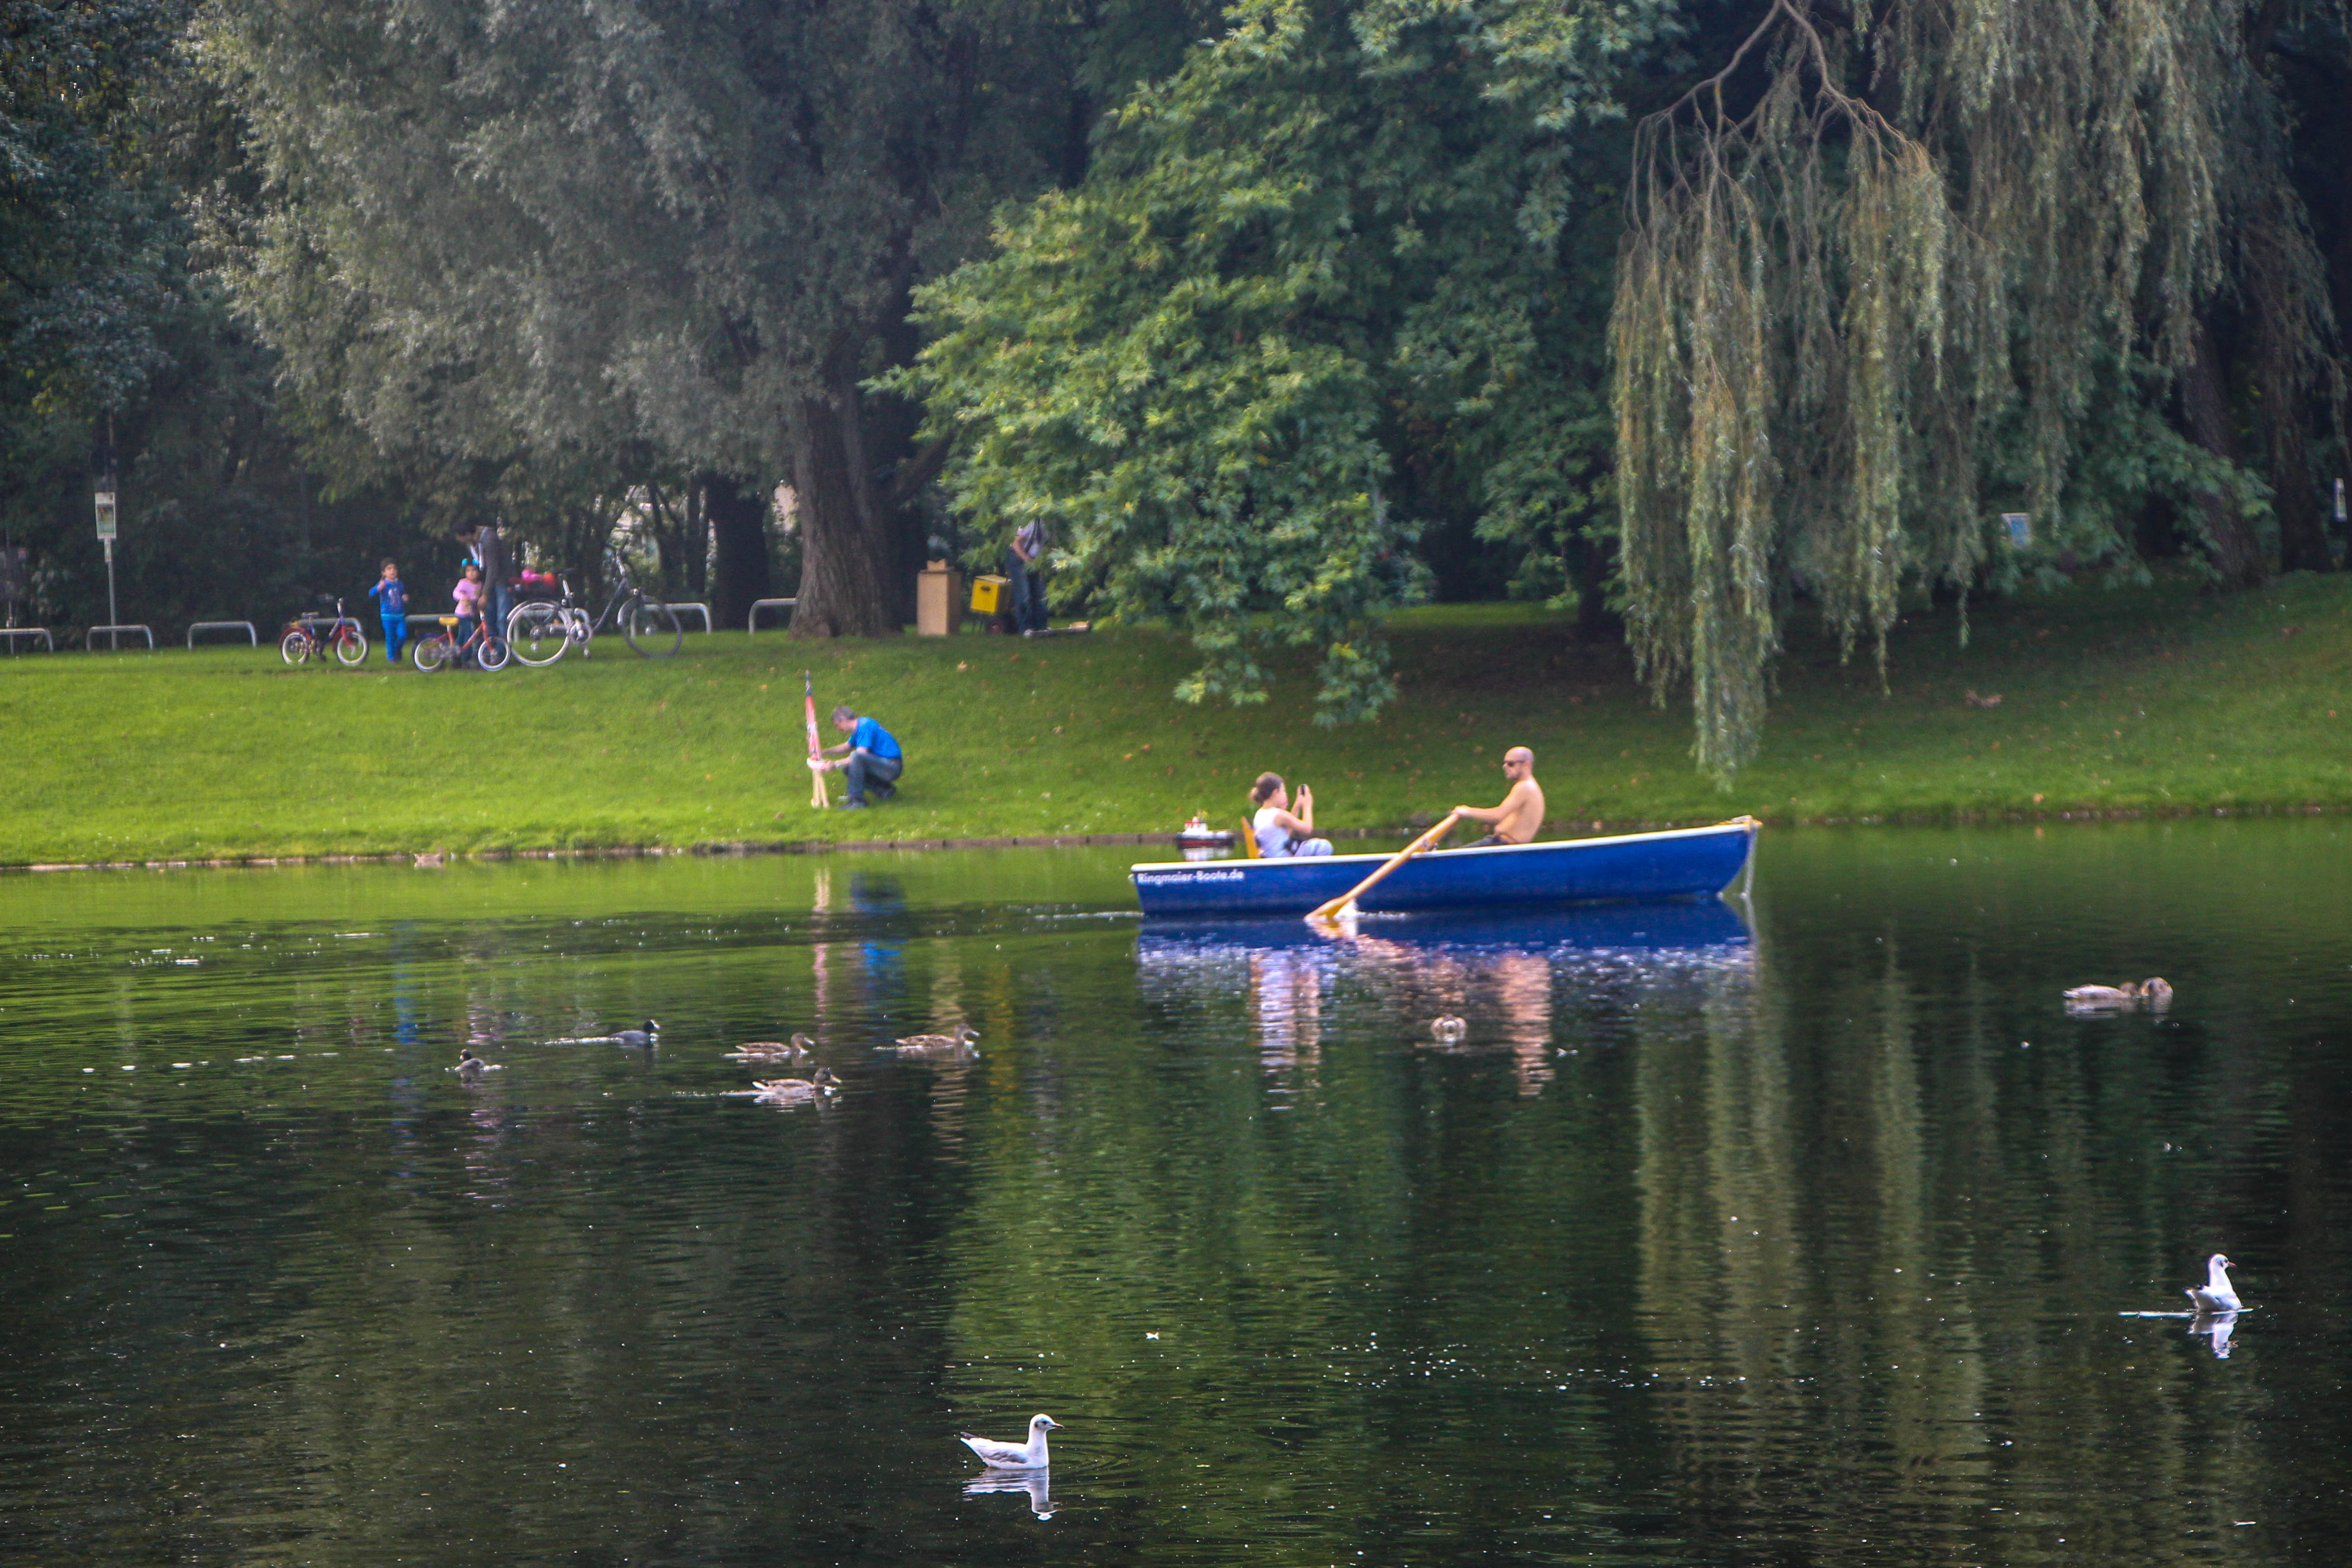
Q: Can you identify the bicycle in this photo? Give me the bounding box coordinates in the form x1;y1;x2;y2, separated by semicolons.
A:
504;559;681;664
279;597;368;666
412;613;511;672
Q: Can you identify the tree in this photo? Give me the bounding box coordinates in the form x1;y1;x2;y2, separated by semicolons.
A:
902;0;1677;720
1612;0;2346;779
201;0;1137;637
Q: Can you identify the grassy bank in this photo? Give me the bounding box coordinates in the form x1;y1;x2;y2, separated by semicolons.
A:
3;571;2348;865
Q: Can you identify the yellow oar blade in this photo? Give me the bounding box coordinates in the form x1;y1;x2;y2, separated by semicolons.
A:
1305;812;1460;925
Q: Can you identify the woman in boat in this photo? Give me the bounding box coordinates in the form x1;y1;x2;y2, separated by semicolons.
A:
1250;773;1333;858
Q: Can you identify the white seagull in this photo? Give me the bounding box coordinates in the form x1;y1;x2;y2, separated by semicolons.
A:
959;1413;1059;1470
2185;1252;2240;1313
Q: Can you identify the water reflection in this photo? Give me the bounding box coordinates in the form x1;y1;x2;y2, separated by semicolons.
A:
964;1467;1055;1518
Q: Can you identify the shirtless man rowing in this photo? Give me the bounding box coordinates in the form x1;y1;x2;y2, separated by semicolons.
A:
1449;746;1544;847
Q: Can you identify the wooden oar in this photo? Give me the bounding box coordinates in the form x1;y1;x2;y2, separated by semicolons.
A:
1306;812;1460;926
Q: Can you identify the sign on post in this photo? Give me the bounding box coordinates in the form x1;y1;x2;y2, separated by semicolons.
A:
95;491;118;542
2001;512;2031;548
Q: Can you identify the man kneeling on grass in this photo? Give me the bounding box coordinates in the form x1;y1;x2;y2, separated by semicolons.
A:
1448;746;1545;847
813;705;903;808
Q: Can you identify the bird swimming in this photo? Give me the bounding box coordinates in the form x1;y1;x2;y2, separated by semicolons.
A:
959;1413;1059;1470
2063;979;2172;1011
728;1034;815;1062
893;1023;980;1058
452;1048;499;1080
610;1019;660;1046
749;1067;837;1104
1430;1015;1468;1043
2185;1252;2240;1313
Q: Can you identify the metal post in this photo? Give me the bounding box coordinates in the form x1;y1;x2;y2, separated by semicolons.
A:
103;537;118;650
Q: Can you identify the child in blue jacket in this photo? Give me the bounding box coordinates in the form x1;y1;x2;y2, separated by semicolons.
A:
368;560;408;663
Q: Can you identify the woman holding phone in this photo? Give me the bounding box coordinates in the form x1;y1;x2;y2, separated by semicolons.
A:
1250;773;1333;858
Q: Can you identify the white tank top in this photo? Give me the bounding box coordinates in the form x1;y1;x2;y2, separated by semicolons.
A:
1253;806;1293;859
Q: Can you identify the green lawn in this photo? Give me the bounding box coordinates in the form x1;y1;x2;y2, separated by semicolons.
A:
3;571;2347;865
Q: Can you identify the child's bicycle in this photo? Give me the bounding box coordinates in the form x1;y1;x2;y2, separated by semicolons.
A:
279;597;368;666
412;614;510;672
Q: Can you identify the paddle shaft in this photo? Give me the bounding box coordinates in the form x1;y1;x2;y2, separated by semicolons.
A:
804;671;829;808
1307;811;1461;923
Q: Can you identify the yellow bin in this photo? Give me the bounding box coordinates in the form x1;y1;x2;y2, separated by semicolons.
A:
969;574;1009;614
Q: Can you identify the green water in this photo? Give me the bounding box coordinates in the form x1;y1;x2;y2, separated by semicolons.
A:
4;824;2350;1566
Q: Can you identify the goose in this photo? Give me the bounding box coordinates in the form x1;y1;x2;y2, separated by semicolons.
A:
2185;1252;2240;1313
959;1413;1059;1470
1430;1015;1468;1043
751;1067;837;1104
728;1034;815;1062
452;1048;498;1080
893;1023;980;1058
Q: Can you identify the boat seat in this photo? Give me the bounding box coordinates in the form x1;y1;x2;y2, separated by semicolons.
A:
1239;818;1260;859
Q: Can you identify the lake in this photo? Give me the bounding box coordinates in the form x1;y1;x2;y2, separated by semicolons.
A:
4;822;2349;1566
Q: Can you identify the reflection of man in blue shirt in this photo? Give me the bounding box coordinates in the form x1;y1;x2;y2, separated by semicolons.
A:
816;704;904;808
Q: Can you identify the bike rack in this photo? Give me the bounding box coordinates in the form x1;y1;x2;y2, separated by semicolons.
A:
187;620;259;649
747;597;796;633
664;602;713;633
88;624;156;651
1;627;56;652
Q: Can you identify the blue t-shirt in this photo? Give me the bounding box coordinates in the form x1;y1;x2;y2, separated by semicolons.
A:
849;716;901;760
369;579;407;615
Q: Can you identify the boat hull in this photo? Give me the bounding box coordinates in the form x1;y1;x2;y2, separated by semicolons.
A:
1129;820;1757;918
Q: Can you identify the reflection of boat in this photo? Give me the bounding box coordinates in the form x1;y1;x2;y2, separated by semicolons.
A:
1138;898;1754;956
1129;820;1756;917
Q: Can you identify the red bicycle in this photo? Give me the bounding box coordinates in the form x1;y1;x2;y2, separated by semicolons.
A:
279;597;368;666
412;613;510;672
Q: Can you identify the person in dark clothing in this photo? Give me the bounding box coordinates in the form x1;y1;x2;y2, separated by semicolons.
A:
813;705;903;808
457;522;512;642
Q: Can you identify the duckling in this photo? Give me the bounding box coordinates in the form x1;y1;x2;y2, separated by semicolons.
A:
1429;1015;1468;1043
892;1023;980;1058
727;1033;815;1063
609;1019;660;1047
751;1067;838;1104
452;1048;498;1080
2185;1252;2240;1313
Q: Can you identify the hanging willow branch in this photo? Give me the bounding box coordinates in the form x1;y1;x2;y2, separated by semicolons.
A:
1612;0;2236;781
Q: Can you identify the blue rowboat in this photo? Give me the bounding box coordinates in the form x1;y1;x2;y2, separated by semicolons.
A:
1129;818;1758;919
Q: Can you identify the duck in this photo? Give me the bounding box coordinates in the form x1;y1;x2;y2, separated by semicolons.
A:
2185;1252;2240;1313
751;1067;838;1104
2142;977;2175;1009
2063;981;2141;1008
1429;1015;1468;1043
959;1413;1059;1470
452;1048;498;1080
728;1034;815;1062
413;851;446;868
893;1023;980;1058
609;1019;660;1047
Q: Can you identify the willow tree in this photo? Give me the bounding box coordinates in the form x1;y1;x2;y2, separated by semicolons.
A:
1612;0;2333;779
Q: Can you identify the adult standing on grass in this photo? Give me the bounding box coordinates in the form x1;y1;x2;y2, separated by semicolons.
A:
1250;773;1333;857
368;559;407;664
1448;747;1545;847
813;704;902;808
1005;519;1049;635
457;521;511;641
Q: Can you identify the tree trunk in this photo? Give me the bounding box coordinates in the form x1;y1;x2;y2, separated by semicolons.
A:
2269;376;2329;572
706;476;771;631
787;348;897;638
2183;323;2269;590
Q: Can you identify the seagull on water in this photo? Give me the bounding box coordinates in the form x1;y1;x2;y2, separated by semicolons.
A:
2185;1252;2240;1313
959;1413;1059;1470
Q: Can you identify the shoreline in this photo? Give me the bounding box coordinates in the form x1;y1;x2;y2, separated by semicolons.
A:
10;801;2343;875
